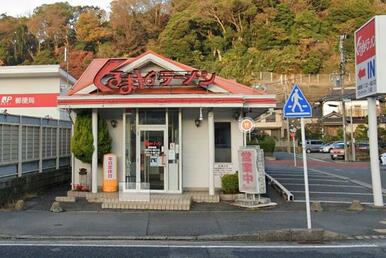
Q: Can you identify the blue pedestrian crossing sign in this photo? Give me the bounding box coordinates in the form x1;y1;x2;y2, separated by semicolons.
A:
284;84;312;118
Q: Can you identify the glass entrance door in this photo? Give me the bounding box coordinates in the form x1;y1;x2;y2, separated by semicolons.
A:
139;130;166;190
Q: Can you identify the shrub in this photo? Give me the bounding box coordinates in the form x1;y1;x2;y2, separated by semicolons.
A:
221;173;239;194
98;118;112;163
71;113;94;163
259;135;276;153
71;113;112;164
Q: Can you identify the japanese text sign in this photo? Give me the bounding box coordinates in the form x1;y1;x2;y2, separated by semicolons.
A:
0;93;58;107
238;148;258;193
355;16;386;98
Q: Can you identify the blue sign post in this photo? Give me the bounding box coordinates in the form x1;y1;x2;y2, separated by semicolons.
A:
284;84;312;118
283;84;312;229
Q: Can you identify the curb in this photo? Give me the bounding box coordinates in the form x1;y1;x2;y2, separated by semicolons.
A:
0;229;347;242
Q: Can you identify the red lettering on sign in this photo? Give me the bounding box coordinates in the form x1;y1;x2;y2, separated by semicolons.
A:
240;150;254;186
96;69;216;95
107;156;113;179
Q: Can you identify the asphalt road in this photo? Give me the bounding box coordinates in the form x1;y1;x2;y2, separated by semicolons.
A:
267;152;386;204
0;241;385;258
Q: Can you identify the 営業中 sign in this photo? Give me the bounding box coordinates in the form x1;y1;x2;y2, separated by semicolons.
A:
238;148;266;194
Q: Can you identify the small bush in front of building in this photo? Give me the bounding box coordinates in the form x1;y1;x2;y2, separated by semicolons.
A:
221;173;239;194
259;136;276;154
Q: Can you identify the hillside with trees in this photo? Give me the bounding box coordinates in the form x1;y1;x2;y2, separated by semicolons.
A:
1;0;385;83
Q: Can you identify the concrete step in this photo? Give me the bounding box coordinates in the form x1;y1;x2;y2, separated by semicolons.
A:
185;192;220;203
55;196;76;203
102;198;191;211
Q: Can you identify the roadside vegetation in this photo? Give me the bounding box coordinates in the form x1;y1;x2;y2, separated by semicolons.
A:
1;0;385;82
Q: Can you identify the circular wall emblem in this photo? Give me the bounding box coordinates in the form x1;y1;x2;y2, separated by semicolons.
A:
239;117;255;132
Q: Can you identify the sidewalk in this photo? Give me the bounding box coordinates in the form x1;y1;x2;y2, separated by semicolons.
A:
0;184;385;241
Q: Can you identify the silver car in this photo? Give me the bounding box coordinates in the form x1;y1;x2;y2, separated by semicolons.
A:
305;140;324;153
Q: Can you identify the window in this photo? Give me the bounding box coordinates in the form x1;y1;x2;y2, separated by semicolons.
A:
139;109;165;124
215;122;231;163
265;113;276;122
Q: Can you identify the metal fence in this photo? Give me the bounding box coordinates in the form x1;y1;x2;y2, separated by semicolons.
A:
254;72;354;88
0;113;72;178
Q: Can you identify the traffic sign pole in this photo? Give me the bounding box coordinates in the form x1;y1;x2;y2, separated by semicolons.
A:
368;97;384;207
293;136;297;167
284;84;313;229
301;118;312;229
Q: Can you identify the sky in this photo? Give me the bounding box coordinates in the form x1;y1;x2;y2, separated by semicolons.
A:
0;0;112;17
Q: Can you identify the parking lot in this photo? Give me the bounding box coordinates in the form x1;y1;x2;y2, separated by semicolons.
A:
267;152;386;204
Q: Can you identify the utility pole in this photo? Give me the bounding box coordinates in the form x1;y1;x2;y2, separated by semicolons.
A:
284;83;291;153
339;35;348;162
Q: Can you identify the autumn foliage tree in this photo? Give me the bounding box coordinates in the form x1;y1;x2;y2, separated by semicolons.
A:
1;0;386;84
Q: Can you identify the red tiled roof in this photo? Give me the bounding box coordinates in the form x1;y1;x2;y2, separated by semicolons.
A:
68;50;263;96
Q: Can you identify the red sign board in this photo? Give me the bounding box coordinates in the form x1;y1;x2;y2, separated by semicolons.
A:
356;18;376;65
0;93;58;107
94;67;216;95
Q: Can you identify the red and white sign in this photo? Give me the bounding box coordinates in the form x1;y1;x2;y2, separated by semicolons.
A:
239;117;255;132
238;149;258;193
0;93;58;107
95;66;216;95
103;154;117;192
355;16;386;98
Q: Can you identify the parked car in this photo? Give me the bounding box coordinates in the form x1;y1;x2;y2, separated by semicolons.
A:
320;141;342;153
305;139;324;153
380;153;386;165
356;142;369;151
330;143;345;160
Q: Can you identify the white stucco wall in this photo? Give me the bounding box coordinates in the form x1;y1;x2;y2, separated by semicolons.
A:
182;108;243;190
182;109;210;190
0;76;68;119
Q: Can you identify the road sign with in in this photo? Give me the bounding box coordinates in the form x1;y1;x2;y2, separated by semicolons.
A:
283;84;312;118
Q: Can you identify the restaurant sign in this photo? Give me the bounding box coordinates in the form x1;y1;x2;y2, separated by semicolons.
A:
238;147;266;194
96;69;216;94
355;16;386;98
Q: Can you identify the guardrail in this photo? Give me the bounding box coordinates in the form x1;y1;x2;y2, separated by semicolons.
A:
0;113;72;179
266;174;294;201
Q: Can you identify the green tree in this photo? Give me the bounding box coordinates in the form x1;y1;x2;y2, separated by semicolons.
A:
71;113;94;164
354;124;368;141
71;113;113;164
98;118;112;163
75;9;111;52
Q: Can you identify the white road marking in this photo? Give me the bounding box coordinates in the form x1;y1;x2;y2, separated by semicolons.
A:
283;183;365;188
296;154;330;163
293;200;372;205
0;242;379;249
380;221;386;225
374;229;386;234
291;191;375;196
267;174;332;179
310;168;386;194
274;178;347;183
